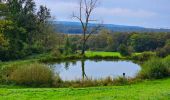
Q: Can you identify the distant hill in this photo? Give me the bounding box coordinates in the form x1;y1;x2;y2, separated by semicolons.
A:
52;21;170;34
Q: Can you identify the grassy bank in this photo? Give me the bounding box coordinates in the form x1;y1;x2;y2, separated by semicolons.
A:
37;51;125;63
0;51;137;72
36;51;145;63
0;78;170;100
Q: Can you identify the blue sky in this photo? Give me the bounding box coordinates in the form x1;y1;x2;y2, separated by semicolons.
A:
36;0;170;28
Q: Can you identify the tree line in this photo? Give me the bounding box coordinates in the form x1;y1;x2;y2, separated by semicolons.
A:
67;30;170;56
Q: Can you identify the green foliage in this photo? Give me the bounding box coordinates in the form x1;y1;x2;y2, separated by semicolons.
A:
163;55;170;69
37;5;51;23
0;0;60;61
0;3;8;17
156;43;170;57
71;31;169;53
0;20;27;60
63;37;77;55
87;30;115;51
129;33;163;52
64;37;72;55
132;51;156;61
0;33;8;49
138;57;170;79
118;44;132;56
51;48;61;58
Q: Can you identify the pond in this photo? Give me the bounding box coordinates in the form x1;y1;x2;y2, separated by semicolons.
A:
51;60;141;81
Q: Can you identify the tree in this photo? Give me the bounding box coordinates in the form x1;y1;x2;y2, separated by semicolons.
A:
37;5;51;23
0;0;59;61
7;0;37;44
0;2;8;18
64;37;72;55
129;33;160;52
0;20;27;61
72;0;100;55
0;31;8;51
111;32;131;51
156;40;170;57
118;44;132;56
87;29;113;51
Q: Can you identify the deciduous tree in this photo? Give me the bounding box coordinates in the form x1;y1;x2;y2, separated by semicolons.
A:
72;0;101;55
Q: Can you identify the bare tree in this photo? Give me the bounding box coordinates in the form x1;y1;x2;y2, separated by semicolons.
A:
72;0;101;55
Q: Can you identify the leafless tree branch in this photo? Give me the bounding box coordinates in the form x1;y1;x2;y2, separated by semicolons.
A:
72;0;100;55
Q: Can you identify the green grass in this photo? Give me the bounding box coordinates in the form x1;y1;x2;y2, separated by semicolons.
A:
0;51;143;67
85;51;122;57
1;78;170;100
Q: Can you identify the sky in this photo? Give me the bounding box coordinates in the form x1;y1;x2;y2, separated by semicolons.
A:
35;0;170;28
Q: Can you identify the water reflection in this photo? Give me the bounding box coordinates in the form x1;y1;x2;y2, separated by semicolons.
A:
81;60;88;80
52;60;141;81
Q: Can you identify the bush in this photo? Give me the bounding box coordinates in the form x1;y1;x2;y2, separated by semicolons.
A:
8;63;55;86
163;56;170;69
118;44;132;56
138;58;169;79
156;44;170;57
0;62;28;83
132;52;156;61
51;48;61;57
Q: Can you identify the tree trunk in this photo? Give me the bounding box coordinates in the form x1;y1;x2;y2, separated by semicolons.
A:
81;41;85;55
81;31;86;55
81;60;85;80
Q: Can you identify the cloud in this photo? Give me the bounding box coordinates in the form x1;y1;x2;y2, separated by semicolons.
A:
38;1;156;20
94;7;157;18
35;0;170;28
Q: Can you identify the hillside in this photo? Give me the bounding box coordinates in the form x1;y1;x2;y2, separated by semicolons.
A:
52;21;170;34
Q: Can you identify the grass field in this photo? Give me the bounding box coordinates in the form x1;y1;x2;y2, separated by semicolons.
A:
0;51;141;67
0;78;170;100
85;51;122;57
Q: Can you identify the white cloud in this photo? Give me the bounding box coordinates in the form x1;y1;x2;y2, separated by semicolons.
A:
43;1;156;21
35;0;169;28
94;7;157;18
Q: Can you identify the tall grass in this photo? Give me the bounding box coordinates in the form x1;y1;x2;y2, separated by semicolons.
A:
59;77;134;88
9;63;54;86
138;56;170;79
0;62;61;87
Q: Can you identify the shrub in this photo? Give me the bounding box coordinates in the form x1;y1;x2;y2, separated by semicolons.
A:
51;48;61;57
156;44;170;57
118;44;132;56
138;58;169;79
9;63;55;86
163;56;170;70
132;52;156;61
0;62;29;83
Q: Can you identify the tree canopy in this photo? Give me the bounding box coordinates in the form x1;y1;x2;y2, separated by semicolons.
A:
0;0;58;61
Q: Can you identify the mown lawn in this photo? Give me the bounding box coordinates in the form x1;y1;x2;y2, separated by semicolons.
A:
1;78;170;100
85;51;122;57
